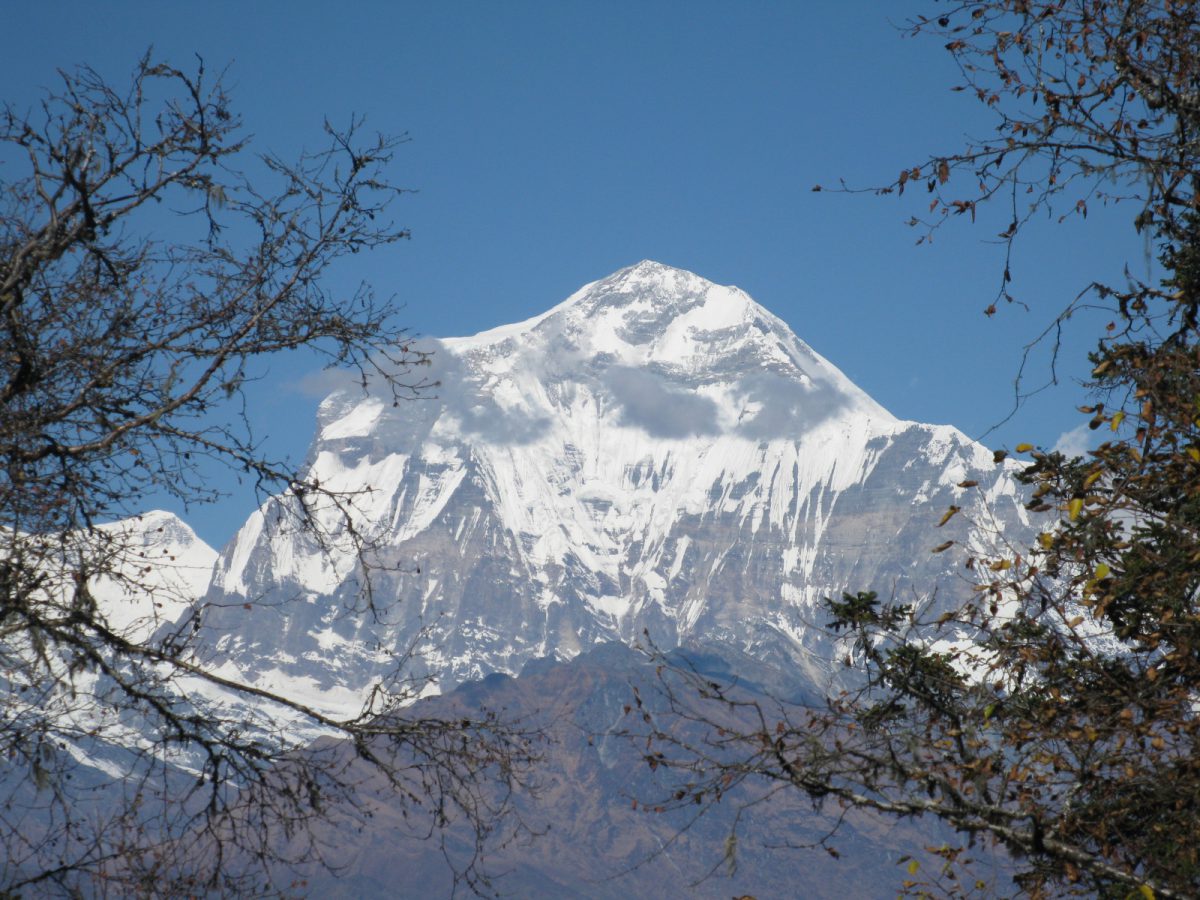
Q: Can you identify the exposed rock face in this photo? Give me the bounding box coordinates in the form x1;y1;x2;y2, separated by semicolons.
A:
195;261;1033;712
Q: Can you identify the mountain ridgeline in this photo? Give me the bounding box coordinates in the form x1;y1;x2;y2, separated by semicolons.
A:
192;261;1033;713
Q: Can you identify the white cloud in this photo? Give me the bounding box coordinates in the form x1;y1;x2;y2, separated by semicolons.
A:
1052;422;1094;458
604;365;720;438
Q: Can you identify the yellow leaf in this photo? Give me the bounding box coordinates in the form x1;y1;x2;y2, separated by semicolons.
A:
1015;442;1034;453
1038;533;1054;550
908;859;920;875
1137;884;1156;899
1188;447;1200;463
988;559;1012;571
1068;498;1084;520
1095;563;1110;580
1110;410;1125;431
937;505;961;527
1083;469;1103;489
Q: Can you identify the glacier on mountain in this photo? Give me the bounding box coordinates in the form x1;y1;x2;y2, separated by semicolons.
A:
193;261;1034;715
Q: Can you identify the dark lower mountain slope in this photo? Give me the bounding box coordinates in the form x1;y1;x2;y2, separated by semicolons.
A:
282;642;1010;899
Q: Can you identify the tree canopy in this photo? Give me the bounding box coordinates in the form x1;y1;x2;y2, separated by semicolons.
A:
0;55;531;895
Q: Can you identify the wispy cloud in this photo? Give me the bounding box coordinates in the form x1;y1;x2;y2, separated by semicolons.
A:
291;366;361;399
604;366;720;438
735;372;850;439
430;344;551;444
1052;422;1095;458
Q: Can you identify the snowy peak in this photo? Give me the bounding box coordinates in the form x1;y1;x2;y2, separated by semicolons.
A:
555;260;782;371
435;261;894;441
442;260;721;352
92;511;217;639
448;260;800;372
571;258;741;322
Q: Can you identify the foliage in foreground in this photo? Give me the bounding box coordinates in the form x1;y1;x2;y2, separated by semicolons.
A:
0;56;533;895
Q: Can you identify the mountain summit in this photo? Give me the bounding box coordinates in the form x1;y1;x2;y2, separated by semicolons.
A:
441;260;894;436
199;263;1031;713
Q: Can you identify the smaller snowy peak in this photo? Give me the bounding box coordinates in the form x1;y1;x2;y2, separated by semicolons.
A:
92;511;218;640
99;509;209;551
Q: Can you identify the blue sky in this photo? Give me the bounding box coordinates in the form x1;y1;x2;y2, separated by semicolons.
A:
3;2;1140;547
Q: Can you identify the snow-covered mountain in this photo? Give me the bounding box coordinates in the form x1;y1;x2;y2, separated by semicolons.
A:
90;510;217;641
0;511;216;789
195;261;1033;713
